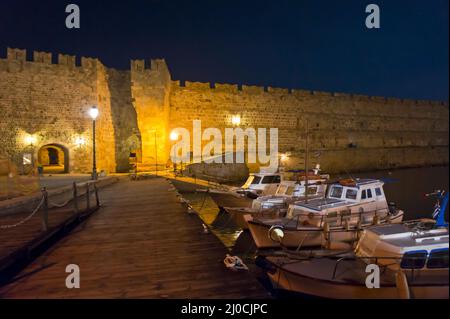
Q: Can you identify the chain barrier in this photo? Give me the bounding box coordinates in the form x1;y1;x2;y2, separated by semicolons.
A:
0;181;100;231
48;197;73;208
0;196;45;230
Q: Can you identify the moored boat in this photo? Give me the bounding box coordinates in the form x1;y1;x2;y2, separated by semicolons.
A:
259;190;449;299
247;178;404;248
224;174;329;229
208;170;283;210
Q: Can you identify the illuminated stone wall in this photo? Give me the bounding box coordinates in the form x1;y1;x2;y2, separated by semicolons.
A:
130;59;172;171
168;81;449;173
0;48;116;174
0;47;448;175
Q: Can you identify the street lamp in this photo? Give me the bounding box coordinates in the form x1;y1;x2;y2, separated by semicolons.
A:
89;106;99;180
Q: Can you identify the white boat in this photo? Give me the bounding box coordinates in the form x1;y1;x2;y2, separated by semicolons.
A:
259;191;449;299
223;172;329;229
246;178;404;248
208;171;283;210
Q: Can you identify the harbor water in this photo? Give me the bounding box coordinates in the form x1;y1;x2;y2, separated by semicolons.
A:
181;165;449;296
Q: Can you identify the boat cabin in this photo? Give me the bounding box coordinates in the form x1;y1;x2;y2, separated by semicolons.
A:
251;176;329;211
286;179;399;227
241;172;282;196
356;223;449;271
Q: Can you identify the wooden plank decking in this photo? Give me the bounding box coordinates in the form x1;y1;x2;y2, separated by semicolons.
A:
0;177;270;299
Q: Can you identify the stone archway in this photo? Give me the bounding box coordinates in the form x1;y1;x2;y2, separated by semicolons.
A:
38;144;69;174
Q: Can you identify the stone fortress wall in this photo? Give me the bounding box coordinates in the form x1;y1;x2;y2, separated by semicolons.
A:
0;47;448;176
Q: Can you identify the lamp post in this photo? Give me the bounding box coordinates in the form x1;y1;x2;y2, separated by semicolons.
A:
89;106;99;180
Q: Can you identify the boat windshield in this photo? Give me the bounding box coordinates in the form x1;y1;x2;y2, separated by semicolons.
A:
345;188;358;200
261;175;281;184
251;176;262;184
276;184;288;195
329;185;343;199
286;186;295;196
307;186;318;195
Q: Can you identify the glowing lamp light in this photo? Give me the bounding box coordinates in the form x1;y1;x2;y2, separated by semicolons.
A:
75;136;86;147
170;131;179;141
24;134;37;146
280;152;291;163
231;115;241;126
89;106;99;120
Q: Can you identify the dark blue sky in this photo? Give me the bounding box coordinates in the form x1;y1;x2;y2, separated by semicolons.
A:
0;0;448;100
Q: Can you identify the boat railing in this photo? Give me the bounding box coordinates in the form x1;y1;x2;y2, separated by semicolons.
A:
286;207;393;229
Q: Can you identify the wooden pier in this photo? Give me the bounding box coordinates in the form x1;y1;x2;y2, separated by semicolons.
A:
0;177;269;299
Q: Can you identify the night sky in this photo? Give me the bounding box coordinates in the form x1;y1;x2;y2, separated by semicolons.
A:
0;0;448;101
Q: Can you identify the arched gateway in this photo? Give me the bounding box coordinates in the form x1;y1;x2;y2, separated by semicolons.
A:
38;144;69;174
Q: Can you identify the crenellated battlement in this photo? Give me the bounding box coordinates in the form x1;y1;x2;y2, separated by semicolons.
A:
0;46;447;175
1;47;447;108
1;47;99;71
170;78;448;108
130;58;169;73
7;48;26;61
33;51;52;64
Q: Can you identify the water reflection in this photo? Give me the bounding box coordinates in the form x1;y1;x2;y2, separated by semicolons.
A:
182;166;449;251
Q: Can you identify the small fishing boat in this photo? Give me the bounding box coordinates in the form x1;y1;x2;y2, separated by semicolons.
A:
223;171;329;229
208;170;283;210
246;178;404;248
259;191;449;299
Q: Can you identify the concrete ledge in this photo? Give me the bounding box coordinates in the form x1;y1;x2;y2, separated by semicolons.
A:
0;176;119;217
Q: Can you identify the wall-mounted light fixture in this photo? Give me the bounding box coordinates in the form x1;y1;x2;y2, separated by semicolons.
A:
280;152;291;163
170;131;179;141
75;136;86;147
24;134;37;146
231;115;241;126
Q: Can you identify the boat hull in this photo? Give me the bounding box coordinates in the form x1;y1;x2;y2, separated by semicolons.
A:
223;207;282;229
208;190;253;210
246;212;404;249
265;257;449;299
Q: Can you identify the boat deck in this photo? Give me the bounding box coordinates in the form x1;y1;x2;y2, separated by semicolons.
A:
0;177;269;299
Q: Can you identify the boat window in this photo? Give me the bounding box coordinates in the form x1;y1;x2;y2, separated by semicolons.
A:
400;251;428;269
361;190;367;199
329;186;343;199
251;176;262;184
427;249;449;269
345;188;358;200
261;175;281;184
367;189;373;198
375;188;382;196
286;186;295;196
307;186;317;195
276;185;287;195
